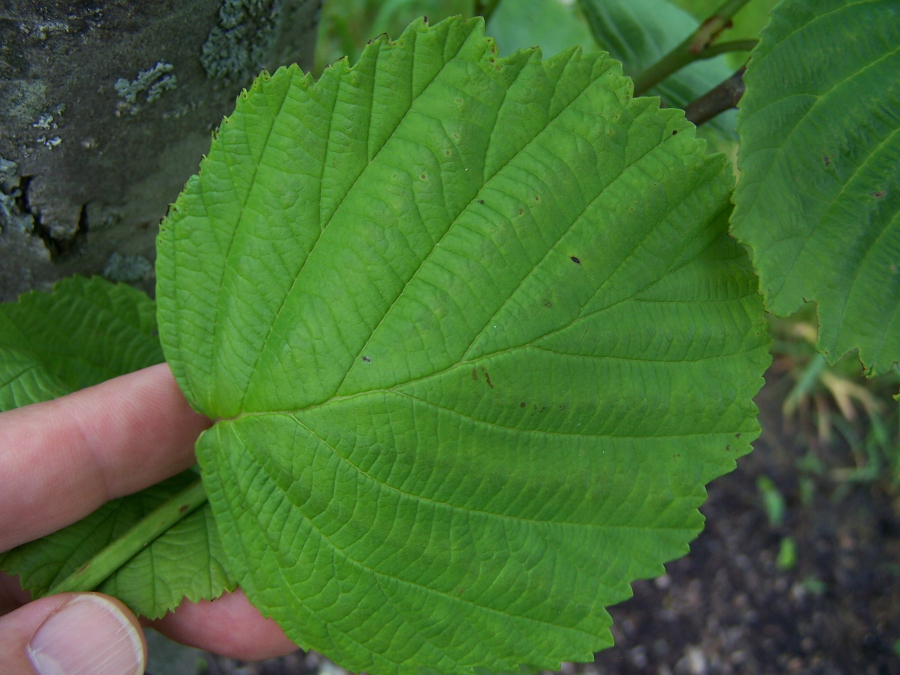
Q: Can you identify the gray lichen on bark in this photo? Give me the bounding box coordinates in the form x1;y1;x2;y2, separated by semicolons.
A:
0;0;320;302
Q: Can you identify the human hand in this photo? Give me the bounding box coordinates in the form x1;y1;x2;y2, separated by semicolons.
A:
0;363;298;674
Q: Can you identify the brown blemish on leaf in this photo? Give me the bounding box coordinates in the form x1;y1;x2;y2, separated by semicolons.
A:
873;191;886;198
823;155;831;166
520;402;526;407
482;368;494;389
472;367;478;381
570;256;581;264
362;356;371;362
543;299;553;308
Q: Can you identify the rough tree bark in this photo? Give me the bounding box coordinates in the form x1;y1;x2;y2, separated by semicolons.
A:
0;0;321;301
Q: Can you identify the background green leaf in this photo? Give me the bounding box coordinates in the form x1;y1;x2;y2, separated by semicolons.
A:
731;0;900;375
577;0;743;134
0;276;235;619
158;16;769;675
0;275;162;407
486;0;595;58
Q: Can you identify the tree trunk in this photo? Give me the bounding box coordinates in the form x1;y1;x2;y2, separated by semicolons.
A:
0;0;320;301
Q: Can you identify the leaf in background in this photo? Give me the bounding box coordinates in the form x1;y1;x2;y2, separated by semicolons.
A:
157;16;769;675
0;275;163;406
486;0;595;58
0;276;235;619
578;0;740;134
731;0;900;375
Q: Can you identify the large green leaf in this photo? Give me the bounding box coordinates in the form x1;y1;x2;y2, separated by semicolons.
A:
0;276;236;619
577;0;739;134
157;17;769;675
731;0;900;375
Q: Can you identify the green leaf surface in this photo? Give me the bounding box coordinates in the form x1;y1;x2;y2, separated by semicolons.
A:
577;0;740;134
0;275;163;407
0;276;235;619
157;17;769;675
731;0;900;375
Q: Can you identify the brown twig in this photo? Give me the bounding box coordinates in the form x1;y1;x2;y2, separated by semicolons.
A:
684;66;746;127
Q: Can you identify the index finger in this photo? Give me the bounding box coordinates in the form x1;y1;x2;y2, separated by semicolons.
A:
0;363;211;552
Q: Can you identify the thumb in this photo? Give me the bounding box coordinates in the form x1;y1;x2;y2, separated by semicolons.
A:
0;593;147;675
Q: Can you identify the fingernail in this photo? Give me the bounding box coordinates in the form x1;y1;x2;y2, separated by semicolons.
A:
27;594;145;675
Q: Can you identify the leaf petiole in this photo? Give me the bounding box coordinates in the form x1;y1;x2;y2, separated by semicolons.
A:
48;477;208;596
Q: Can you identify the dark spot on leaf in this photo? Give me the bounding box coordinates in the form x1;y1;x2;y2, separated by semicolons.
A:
543;299;553;308
520;402;526;407
518;208;524;215
672;129;678;135
472;367;478;381
478;199;485;204
726;445;731;452
421;174;427;180
482;369;494;389
823;155;831;166
873;191;886;198
179;504;191;514
559;405;566;411
570;256;581;264
445;149;451;156
735;433;741;438
362;356;371;362
534;196;540;202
